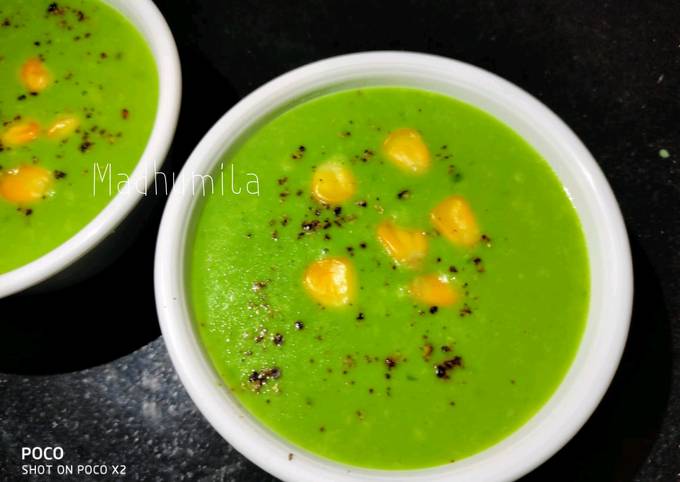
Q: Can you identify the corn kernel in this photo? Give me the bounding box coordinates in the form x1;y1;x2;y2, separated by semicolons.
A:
377;220;428;268
1;121;40;147
409;274;458;307
430;195;481;247
303;257;356;307
383;128;430;174
311;161;356;205
20;58;52;93
0;165;53;205
46;115;80;140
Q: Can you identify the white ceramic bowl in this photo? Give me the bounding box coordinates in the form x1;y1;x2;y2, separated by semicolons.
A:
0;0;181;299
155;52;633;482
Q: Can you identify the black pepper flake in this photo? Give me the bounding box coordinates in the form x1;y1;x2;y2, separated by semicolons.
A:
472;257;485;272
79;141;92;152
273;333;284;346
481;234;492;246
252;280;268;291
301;220;320;232
121;108;129;119
53;170;67;179
429;306;439;314
435;356;463;379
355;200;367;207
333;206;342;216
288;453;294;461
361;149;374;161
459;304;472;317
17;95;26;101
1;18;10;27
294;320;304;330
448;164;463;181
397;189;411;200
25;208;33;216
47;3;61;14
359;242;367;249
448;265;458;273
356;312;364;321
385;357;397;369
277;176;288;186
290;145;306;160
247;367;281;391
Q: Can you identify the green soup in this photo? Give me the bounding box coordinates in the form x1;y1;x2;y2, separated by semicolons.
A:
190;87;589;469
0;0;158;274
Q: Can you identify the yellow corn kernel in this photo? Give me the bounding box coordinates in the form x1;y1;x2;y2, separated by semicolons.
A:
46;115;80;140
430;195;481;247
303;257;356;307
311;161;356;205
383;128;430;174
0;165;53;205
377;220;428;268
20;58;52;93
1;121;40;147
409;274;458;307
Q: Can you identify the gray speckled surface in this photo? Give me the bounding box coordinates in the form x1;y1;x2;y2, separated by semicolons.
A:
0;339;276;482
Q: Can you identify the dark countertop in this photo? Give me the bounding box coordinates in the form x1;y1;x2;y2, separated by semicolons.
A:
1;0;679;480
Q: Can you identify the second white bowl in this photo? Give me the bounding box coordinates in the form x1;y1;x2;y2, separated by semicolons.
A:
0;0;181;299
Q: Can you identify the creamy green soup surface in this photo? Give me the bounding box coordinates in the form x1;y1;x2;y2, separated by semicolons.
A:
0;0;157;273
189;87;590;469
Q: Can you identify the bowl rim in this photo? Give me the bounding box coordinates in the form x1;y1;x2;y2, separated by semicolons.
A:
0;0;181;298
155;51;633;482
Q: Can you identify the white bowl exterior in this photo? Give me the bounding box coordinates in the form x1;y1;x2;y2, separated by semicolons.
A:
155;52;633;482
0;0;181;298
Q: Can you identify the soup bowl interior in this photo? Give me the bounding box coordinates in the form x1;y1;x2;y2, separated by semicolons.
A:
0;0;181;299
155;51;632;482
